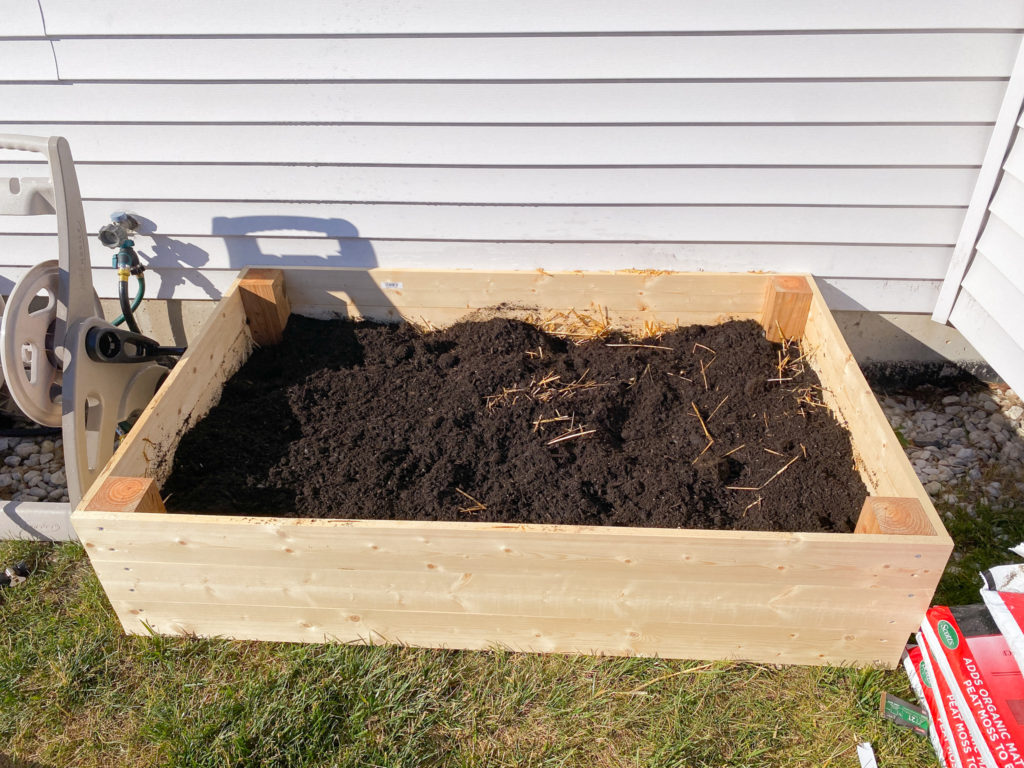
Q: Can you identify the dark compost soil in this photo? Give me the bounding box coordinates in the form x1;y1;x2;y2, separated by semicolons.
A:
162;317;868;532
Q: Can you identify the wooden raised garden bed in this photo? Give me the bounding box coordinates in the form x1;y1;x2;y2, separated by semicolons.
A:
72;267;952;667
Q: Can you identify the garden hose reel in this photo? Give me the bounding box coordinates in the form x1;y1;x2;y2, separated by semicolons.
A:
0;134;177;505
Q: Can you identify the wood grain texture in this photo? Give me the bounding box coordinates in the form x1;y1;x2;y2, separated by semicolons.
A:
105;595;914;667
855;498;934;536
74;508;946;666
801;279;951;547
238;268;290;347
76;284;252;510
761;275;813;342
73;269;952;666
83;477;166;514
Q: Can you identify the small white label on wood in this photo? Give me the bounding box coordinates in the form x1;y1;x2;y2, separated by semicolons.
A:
381;281;404;291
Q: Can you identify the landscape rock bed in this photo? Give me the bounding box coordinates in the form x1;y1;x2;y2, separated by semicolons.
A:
0;432;69;504
877;384;1024;513
162;316;867;532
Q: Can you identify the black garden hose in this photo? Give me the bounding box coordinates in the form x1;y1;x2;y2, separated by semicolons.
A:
119;276;142;334
0;427;61;437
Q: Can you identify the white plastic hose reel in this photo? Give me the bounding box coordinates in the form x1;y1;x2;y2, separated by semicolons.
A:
0;260;102;427
0;134;168;506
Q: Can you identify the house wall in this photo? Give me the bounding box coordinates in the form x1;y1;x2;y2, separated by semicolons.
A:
948;116;1024;393
3;1;1024;316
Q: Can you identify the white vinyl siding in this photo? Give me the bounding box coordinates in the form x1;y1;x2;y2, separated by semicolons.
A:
2;1;1024;311
948;116;1024;393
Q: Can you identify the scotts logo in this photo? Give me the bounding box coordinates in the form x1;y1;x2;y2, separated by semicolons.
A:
919;660;931;687
937;620;960;650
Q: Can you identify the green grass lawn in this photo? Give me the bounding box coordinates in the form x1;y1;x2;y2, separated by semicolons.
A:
2;493;1021;766
0;541;941;768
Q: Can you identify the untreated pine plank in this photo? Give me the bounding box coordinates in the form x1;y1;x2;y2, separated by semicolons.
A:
761;275;813;342
856;498;935;536
74;285;252;511
83;477;166;514
238;268;290;347
282;268;770;318
106;598;912;667
93;560;929;628
801;279;950;542
73;511;948;589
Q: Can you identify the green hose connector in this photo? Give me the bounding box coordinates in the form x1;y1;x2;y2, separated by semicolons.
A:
112;275;145;327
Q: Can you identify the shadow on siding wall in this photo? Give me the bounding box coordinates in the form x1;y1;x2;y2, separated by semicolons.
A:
211;215;389;320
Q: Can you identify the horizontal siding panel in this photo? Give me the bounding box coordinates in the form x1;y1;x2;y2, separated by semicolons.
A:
0;42;58;82
1003;129;1024;177
0;163;981;206
961;252;1024;336
38;1;1024;35
975;215;1024;292
819;278;941;313
0;236;953;281
50;34;1023;82
0;265;938;313
0;81;1007;124
4;0;45;36
949;290;1024;394
988;169;1024;240
0;201;964;244
0;125;992;166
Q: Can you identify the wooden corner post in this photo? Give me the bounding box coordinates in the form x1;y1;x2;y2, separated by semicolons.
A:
761;276;813;343
855;497;934;536
238;268;291;346
83;476;167;514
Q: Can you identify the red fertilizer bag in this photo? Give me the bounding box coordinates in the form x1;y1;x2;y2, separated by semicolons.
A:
904;643;958;767
981;565;1024;678
916;635;988;768
921;605;1024;768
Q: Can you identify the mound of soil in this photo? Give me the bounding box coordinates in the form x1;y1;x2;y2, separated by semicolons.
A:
162;317;867;532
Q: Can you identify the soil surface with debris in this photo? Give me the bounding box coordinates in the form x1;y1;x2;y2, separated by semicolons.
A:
162;317;867;532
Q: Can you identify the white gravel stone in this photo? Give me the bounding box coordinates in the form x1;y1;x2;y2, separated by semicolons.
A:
14;442;39;458
942;395;960;405
49;469;65;485
4;455;21;468
1008;405;1024;422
